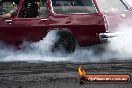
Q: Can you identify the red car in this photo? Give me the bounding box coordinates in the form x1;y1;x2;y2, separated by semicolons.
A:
0;0;132;52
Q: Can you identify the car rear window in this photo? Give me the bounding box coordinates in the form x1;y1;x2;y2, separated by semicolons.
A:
98;0;129;13
51;0;96;14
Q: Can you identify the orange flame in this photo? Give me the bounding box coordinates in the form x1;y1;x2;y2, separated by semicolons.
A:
78;66;86;76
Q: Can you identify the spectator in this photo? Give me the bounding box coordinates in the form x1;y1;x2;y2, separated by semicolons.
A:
0;0;19;18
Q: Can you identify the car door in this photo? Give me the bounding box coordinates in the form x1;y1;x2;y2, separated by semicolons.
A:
49;0;106;46
9;0;49;44
0;1;19;43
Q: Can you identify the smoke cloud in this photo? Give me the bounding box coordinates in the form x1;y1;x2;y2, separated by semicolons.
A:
126;0;132;6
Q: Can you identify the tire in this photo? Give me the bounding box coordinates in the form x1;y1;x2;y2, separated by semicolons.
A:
46;30;76;53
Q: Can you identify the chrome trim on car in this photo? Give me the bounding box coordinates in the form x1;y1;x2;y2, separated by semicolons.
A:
99;32;119;43
103;15;109;32
99;33;117;38
99;32;131;43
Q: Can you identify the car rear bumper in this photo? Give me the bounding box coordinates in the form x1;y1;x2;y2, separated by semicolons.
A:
99;32;119;43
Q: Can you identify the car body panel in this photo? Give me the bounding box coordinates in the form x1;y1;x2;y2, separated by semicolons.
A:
95;0;132;32
48;14;105;46
105;11;132;32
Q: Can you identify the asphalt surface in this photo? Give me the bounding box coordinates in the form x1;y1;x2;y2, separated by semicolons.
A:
0;61;132;88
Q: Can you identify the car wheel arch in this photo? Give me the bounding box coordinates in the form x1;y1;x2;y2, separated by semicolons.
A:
45;28;78;53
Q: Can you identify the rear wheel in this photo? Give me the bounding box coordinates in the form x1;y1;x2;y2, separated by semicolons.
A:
46;30;76;53
52;31;76;53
